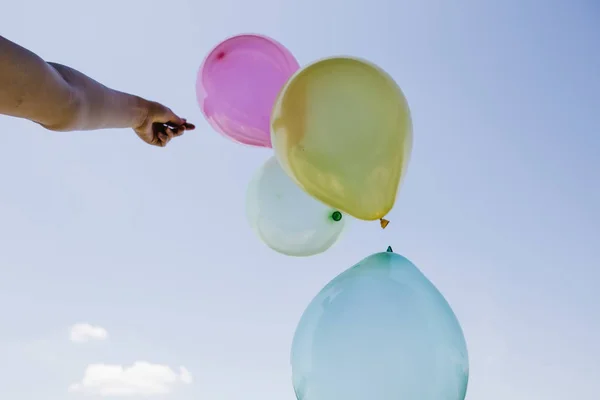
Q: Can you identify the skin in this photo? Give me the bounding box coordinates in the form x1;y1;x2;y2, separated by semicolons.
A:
0;35;195;146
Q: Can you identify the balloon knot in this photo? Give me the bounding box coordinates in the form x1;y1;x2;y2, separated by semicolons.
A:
379;218;390;229
387;246;393;253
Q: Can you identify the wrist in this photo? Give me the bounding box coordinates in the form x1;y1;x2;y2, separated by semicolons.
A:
130;96;151;130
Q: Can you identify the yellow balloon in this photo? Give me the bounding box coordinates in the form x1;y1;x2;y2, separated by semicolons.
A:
270;57;413;221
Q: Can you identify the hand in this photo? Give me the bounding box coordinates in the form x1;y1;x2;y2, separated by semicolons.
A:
134;100;195;147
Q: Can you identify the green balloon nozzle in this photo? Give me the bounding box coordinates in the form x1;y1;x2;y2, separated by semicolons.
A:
387;246;393;253
331;211;343;222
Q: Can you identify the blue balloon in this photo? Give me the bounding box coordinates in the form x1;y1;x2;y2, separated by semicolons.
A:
291;249;469;400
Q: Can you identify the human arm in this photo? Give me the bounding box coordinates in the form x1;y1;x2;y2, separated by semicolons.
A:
0;35;194;146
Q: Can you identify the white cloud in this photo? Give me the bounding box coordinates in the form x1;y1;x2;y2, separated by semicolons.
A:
69;323;108;343
179;366;193;384
68;362;192;396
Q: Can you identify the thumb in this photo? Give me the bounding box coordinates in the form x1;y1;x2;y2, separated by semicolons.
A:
149;101;184;126
161;108;185;127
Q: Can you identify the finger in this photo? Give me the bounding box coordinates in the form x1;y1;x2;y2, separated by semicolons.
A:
163;110;185;127
164;124;191;137
158;132;170;146
151;136;165;147
164;119;194;132
164;122;181;131
181;118;195;130
152;121;168;135
165;127;176;139
172;126;185;137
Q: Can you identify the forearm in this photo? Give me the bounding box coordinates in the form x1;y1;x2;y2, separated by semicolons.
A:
0;35;147;132
48;63;147;131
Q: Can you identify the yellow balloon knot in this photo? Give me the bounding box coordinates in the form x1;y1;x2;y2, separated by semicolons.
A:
380;218;390;229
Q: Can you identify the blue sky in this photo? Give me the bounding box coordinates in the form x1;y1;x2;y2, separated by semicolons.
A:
0;0;598;399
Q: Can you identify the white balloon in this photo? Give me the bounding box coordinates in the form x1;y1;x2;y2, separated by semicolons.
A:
246;156;346;256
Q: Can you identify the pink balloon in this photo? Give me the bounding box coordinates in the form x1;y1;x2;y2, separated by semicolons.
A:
196;34;300;148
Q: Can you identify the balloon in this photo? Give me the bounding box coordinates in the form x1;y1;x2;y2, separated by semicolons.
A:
246;156;346;257
196;34;300;148
271;57;412;221
291;248;469;400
